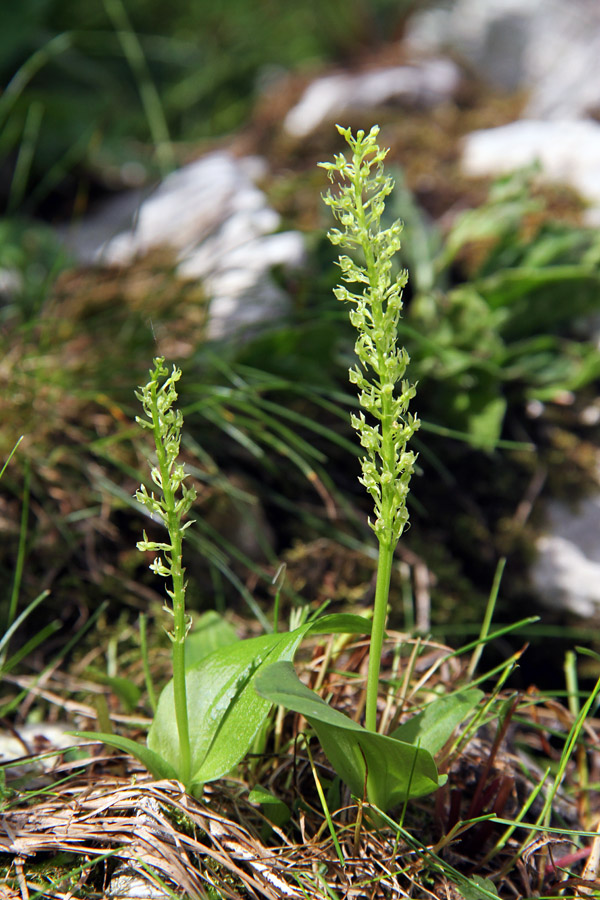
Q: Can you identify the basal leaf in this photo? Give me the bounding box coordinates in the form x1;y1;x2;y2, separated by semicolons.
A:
466;395;507;450
255;661;441;812
71;732;178;780
390;688;483;756
185;610;238;668
74;615;368;791
148;628;310;786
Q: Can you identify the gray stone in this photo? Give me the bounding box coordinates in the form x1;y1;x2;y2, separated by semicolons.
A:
283;59;461;138
0;722;82;788
521;2;600;120
181;230;305;339
60;189;146;266
108;871;170;900
0;267;22;301
0;722;79;764
532;493;600;617
406;0;600;120
462;119;600;224
61;151;306;339
406;0;535;92
83;153;273;266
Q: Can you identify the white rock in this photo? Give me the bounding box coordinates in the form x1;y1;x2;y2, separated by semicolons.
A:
213;229;305;275
208;278;289;340
61;151;306;339
0;723;82;786
283;59;460;138
180;224;306;340
0;267;23;299
522;2;600;120
59;190;144;265
406;0;600;119
532;495;600;617
462;119;600;224
200;231;305;339
177;208;281;281
407;0;542;92
97;154;272;265
0;722;80;763
108;871;169;900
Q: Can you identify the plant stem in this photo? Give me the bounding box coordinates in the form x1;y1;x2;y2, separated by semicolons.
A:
365;538;394;732
170;544;191;785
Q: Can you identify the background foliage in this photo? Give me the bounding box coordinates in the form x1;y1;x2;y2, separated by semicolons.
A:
1;0;416;212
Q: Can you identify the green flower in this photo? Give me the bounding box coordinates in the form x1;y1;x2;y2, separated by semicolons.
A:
320;125;419;547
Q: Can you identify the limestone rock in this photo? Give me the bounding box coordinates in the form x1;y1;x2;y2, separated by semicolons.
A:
406;0;600;119
61;151;306;339
283;59;460;138
532;494;600;617
462;119;600;224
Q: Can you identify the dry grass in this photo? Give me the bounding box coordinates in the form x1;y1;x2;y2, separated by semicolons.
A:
3;634;600;899
0;765;445;899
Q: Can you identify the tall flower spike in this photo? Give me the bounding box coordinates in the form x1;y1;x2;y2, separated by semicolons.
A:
134;358;196;640
320;125;419;546
134;357;197;782
320;125;420;733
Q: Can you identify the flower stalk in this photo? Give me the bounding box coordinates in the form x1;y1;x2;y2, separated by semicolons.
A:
320;125;419;733
135;358;196;783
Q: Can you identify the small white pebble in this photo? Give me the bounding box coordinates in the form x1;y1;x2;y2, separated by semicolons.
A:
526;399;545;419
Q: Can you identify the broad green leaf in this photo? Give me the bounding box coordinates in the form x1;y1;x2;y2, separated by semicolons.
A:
468;395;506;450
476;266;600;335
255;661;442;811
441;193;540;270
72;615;369;791
148;627;313;786
390;688;483;755
151;615;370;784
185;610;238;668
70;732;178;781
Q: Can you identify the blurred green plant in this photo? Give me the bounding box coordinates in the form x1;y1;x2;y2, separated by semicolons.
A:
0;0;416;213
0;219;69;322
391;167;600;449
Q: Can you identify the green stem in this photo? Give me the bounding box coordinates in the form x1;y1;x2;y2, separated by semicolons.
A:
168;524;190;783
150;384;191;786
365;538;394;732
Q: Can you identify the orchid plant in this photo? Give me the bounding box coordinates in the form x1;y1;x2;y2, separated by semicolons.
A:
321;124;420;732
257;126;481;810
